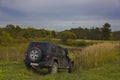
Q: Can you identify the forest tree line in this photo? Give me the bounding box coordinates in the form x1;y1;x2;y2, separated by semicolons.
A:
0;23;120;45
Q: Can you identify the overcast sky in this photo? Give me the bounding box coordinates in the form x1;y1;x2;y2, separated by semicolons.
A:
0;0;120;31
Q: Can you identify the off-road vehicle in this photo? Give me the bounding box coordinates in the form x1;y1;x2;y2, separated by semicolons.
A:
24;42;74;73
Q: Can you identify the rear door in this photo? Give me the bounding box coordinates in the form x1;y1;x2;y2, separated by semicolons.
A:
61;48;69;67
56;47;68;67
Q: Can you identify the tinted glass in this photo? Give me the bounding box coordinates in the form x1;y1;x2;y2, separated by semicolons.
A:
51;47;56;53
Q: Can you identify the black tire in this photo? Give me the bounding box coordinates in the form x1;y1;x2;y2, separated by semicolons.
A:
25;62;31;69
48;62;58;73
68;62;73;73
28;48;42;62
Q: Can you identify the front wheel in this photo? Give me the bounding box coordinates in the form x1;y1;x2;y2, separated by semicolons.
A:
68;62;73;73
48;62;58;73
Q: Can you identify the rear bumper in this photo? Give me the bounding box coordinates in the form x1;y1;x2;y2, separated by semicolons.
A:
24;59;52;68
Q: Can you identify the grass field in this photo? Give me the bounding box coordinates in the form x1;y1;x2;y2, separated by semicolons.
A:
0;41;120;80
0;58;120;80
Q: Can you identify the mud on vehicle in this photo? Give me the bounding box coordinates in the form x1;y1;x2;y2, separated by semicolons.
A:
24;42;74;73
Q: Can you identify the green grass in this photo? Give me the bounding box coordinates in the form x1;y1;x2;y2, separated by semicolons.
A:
0;41;120;80
0;57;120;80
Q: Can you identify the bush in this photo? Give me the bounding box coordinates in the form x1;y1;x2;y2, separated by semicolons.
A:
66;39;95;47
76;40;88;47
60;31;76;44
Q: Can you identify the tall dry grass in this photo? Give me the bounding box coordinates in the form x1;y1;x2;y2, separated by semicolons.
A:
0;43;28;61
71;42;120;70
0;41;120;70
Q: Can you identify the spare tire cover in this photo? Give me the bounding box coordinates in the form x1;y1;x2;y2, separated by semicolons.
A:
28;48;42;62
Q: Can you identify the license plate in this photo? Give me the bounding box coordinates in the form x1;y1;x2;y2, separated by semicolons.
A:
30;63;39;66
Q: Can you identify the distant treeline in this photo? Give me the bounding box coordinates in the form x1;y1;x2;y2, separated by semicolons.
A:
0;23;120;44
65;27;120;40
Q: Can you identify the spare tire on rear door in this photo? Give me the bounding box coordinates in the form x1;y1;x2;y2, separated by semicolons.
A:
28;47;42;62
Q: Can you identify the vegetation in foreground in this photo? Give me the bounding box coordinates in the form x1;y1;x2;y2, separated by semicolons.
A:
73;42;120;69
0;22;120;80
0;55;120;80
0;41;120;80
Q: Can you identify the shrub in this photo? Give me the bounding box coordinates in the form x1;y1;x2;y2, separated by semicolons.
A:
76;40;88;47
60;31;76;44
66;39;95;47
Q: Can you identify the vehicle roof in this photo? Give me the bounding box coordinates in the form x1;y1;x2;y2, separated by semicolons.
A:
30;42;51;44
30;42;63;48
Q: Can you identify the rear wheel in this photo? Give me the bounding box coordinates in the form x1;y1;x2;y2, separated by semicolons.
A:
25;62;31;69
48;62;58;73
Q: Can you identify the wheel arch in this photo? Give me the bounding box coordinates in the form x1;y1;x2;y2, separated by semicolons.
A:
52;58;60;67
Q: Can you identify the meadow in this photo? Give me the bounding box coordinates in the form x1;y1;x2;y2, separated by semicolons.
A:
0;40;120;80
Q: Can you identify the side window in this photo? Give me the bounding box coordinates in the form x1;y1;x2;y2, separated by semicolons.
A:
56;47;62;54
51;47;56;53
56;47;66;56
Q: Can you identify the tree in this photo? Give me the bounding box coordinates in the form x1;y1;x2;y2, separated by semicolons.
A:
4;24;16;38
14;25;23;38
15;25;22;32
113;31;120;40
0;28;2;44
88;27;103;40
52;30;58;38
60;31;76;43
102;23;112;40
69;27;104;40
1;31;12;43
23;27;37;38
0;28;2;37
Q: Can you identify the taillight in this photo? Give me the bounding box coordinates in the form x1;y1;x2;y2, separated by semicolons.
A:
45;62;50;65
34;45;39;48
25;51;28;57
46;53;50;58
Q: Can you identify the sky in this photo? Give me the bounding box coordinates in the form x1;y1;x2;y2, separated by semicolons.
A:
0;0;120;31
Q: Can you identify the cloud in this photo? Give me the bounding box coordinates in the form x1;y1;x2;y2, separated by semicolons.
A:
0;0;120;31
1;0;119;14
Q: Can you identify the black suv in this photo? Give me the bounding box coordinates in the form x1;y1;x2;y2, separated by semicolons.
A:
24;42;74;73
